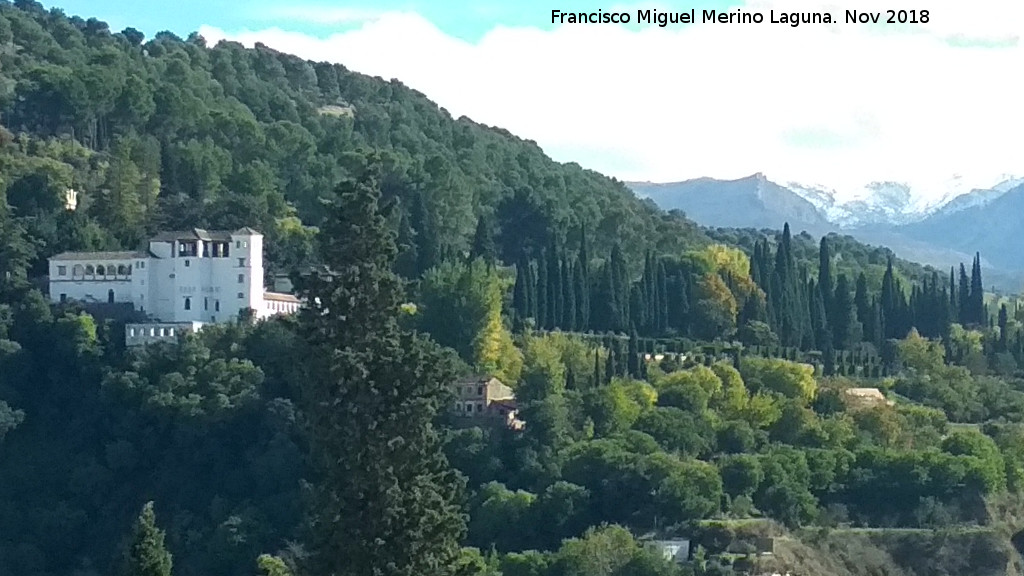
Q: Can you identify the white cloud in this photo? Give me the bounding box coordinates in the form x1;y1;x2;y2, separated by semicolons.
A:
200;0;1024;202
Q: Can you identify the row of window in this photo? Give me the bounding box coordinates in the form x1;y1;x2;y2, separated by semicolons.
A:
180;258;247;268
457;401;486;414
128;326;176;338
57;264;134;277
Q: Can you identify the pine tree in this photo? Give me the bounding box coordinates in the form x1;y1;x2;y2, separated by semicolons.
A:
122;502;172;576
295;168;466;576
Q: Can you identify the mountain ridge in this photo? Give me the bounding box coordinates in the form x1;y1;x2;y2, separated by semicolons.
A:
628;174;1024;286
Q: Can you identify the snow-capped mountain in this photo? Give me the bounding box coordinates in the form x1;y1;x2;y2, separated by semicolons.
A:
779;174;1024;227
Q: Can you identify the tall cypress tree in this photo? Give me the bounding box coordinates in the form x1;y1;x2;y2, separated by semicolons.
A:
546;240;562;330
958;263;970;325
831;274;859;349
627;327;640;378
469;213;496;265
121;502;172;576
578;223;590;329
656;260;669;335
512;256;529;323
610;244;630;331
818;236;834;327
537;249;549;329
563;254;576;331
999;303;1009;352
969;252;984;326
295;169;466;576
409;191;438;275
573;259;588;331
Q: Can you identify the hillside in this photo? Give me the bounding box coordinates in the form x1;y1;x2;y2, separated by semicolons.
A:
5;3;1024;576
0;0;707;283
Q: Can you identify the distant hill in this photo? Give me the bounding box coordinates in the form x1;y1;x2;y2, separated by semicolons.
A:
629;173;833;236
897;183;1024;274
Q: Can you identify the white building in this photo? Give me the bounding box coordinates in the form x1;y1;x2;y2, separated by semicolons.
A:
48;228;300;344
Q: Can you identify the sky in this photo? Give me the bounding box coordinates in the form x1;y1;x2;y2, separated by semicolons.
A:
49;0;1024;203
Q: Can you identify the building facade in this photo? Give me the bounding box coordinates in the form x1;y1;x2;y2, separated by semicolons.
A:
48;228;300;343
451;375;525;430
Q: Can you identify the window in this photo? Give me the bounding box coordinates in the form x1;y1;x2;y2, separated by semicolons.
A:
184;260;190;267
465;402;474;413
204;297;209;311
238;273;245;284
238;292;244;299
168;328;175;337
73;264;84;276
149;328;155;337
476;403;484;412
96;265;105;275
215;300;220;312
238;258;246;267
57;265;67;276
117;265;128;275
85;265;95;275
184;297;191;310
477;386;484;395
140;261;145;269
159;328;165;337
129;328;136;337
107;289;115;304
60;293;67;302
235;241;240;249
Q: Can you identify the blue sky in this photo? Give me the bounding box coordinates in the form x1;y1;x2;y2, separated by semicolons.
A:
45;0;1024;204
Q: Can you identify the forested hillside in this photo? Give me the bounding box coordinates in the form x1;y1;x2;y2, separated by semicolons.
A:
5;2;1024;576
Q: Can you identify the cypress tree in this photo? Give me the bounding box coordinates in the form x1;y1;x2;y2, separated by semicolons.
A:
537;249;549;329
593;348;601;387
563;254;576;331
409;191;438;274
604;340;615;384
949;267;958;319
854;273;869;338
969;252;984;326
628;327;640;378
578;223;590;329
525;258;537;322
832;274;858;349
611;244;629;331
122;502;172;576
999;303;1009;351
958;263;970;325
513;256;529;322
469;213;496;266
547;240;562;330
295;169;466;576
573;259;587;331
656;260;669;335
818;236;834;325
